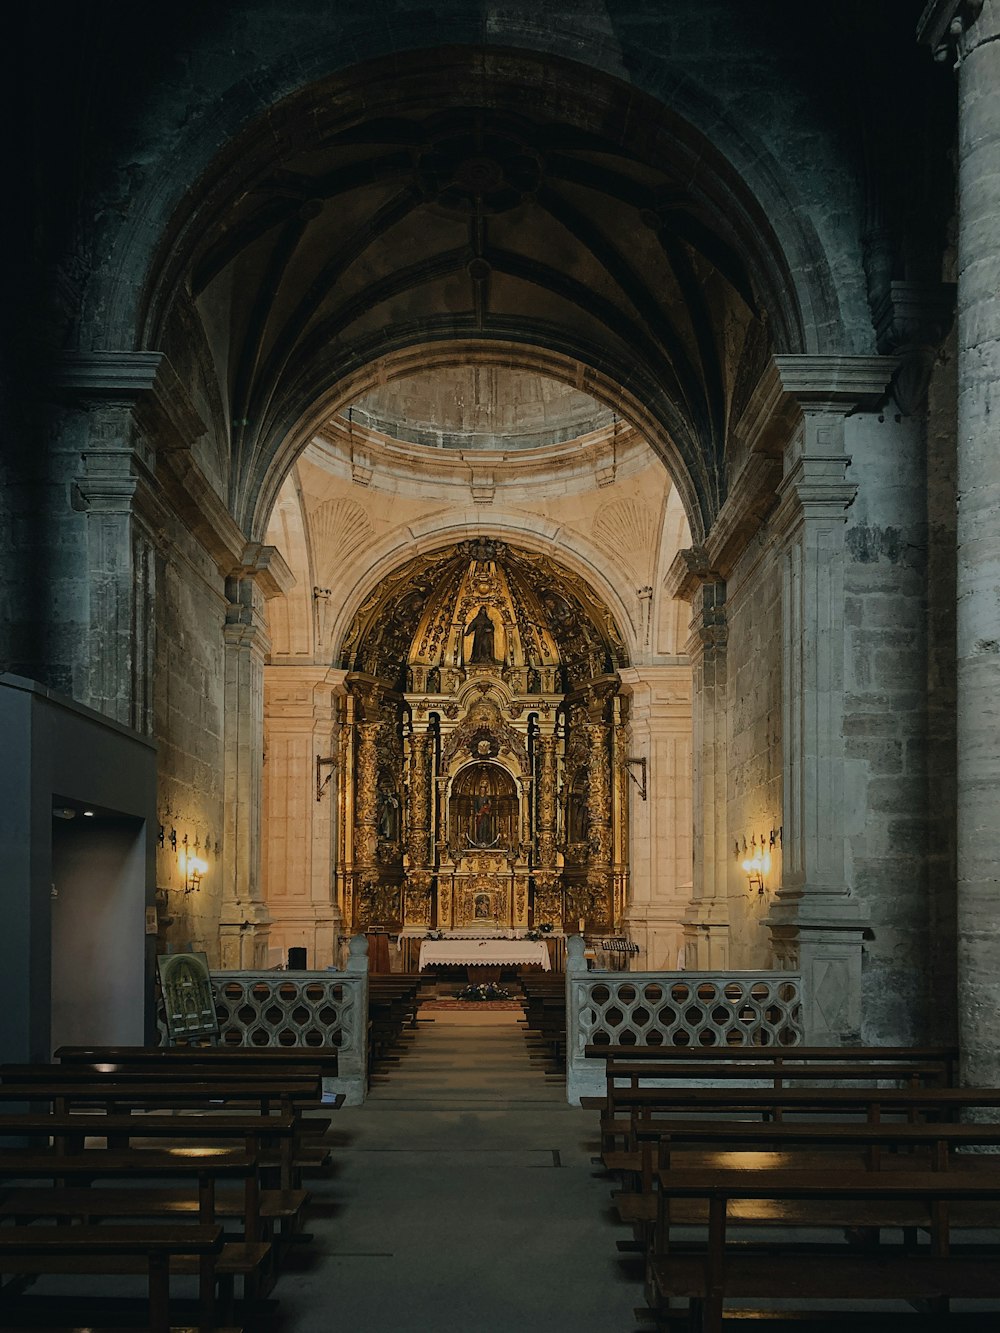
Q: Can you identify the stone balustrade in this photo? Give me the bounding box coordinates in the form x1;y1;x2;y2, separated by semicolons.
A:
155;941;370;1104
565;936;802;1102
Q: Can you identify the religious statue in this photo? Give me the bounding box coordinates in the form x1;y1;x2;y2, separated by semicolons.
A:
464;605;496;664
472;793;495;846
377;789;399;841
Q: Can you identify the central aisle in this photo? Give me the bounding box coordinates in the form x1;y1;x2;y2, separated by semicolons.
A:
277;1007;639;1332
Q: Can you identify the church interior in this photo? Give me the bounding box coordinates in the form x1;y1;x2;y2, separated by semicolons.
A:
3;1;1000;1327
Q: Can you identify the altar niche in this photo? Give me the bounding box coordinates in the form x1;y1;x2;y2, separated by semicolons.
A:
451;763;517;853
336;538;632;943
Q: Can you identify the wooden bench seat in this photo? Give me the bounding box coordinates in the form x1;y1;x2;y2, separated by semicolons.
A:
614;1117;1000;1197
0;1149;269;1305
1;1184;308;1228
0;1109;313;1192
647;1167;1000;1332
0;1223;224;1333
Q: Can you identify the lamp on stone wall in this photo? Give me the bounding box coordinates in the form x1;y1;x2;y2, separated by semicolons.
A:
740;834;770;895
179;833;208;894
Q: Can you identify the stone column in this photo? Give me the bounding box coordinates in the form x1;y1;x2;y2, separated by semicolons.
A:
219;574;270;968
766;356;893;1041
261;665;346;968
618;666;693;970
936;0;1000;1085
218;549;294;968
664;557;731;970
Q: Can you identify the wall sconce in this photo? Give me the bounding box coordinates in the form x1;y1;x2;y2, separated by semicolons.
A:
179;833;208;894
739;833;771;895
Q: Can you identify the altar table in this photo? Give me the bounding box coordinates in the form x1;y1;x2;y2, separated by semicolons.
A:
418;939;551;971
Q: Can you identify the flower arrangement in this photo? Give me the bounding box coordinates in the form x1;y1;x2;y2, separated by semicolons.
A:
456;982;510;1002
425;928;445;940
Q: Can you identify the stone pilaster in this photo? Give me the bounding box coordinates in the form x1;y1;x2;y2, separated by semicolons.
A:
261;664;346;968
765;356;894;1042
665;553;730;970
218;549;294;968
618;666;692;970
59;354;206;732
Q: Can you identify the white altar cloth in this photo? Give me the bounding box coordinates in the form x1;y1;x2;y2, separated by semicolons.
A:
418;939;551;971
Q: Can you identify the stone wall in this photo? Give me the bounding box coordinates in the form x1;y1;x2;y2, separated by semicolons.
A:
152;532;227;960
725;531;783;968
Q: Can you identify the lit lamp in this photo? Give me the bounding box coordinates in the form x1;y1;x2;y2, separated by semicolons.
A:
179;834;208;894
740;835;770;895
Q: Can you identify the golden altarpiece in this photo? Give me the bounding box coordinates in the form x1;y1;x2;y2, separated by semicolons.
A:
334;538;632;957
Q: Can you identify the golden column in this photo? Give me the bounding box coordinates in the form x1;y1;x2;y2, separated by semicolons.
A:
584;721;613;926
405;732;434;925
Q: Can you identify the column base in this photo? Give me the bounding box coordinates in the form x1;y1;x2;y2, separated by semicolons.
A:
681;897;731;969
219;901;272;970
621;902;688;970
766;890;869;1043
262;907;343;970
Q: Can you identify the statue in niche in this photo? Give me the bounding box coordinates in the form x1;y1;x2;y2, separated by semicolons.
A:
464;605;496;664
472;793;496;847
377;788;399;841
568;773;590;844
474;892;492;920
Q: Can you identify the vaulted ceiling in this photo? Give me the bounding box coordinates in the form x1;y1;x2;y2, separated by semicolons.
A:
156;54;796;540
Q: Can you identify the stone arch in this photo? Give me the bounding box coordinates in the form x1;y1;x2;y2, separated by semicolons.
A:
323;519;646;669
92;34;861;359
73;34;873;545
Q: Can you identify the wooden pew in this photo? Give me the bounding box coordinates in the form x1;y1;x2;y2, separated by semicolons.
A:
593;1058;953;1152
585;1042;959;1074
595;1084;1000;1133
0;1223;224;1333
0;1149;269;1322
367;976;423;1078
612;1117;1000;1223
519;979;566;1072
0;1111;308;1253
0;1074;327;1190
646;1167;1000;1331
51;1045;341;1139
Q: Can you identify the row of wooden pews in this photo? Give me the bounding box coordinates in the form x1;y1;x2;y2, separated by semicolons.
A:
367;974;425;1078
518;974;567;1074
0;1045;343;1331
583;1042;1000;1330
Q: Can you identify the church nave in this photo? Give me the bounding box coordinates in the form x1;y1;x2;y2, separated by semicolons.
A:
276;1008;637;1332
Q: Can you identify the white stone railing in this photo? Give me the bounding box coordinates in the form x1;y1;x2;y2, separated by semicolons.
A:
155;938;370;1104
565;937;803;1103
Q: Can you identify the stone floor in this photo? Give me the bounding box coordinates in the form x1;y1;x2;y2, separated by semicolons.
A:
274;1007;641;1331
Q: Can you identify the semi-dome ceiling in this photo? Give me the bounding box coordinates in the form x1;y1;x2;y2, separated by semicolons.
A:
339;537;629;690
346;367;611;451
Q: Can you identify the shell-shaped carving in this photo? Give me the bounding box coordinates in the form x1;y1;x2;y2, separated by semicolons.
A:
311;499;374;577
592;498;657;578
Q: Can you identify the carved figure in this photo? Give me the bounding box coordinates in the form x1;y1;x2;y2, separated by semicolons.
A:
464;605;496;663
